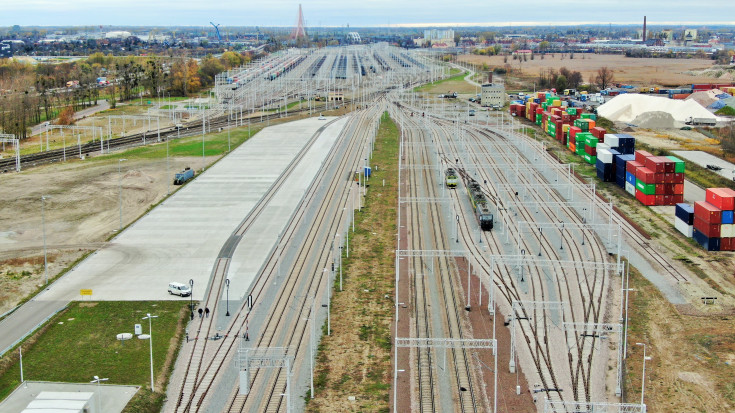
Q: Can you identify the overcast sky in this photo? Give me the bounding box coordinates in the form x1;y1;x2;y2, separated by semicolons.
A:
3;0;735;28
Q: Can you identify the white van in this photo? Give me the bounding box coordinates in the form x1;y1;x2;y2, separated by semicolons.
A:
168;282;191;297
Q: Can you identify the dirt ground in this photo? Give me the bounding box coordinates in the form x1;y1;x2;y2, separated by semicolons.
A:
459;54;716;87
0;153;211;314
629;128;721;152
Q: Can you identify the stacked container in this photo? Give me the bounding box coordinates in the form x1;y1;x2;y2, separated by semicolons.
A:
633;151;685;206
701;188;735;251
604;134;636;155
694;200;722;251
675;203;694;237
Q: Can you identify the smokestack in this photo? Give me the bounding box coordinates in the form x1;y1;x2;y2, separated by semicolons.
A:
488;72;493;84
643;16;647;42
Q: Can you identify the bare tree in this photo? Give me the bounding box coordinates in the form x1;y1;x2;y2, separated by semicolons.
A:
595;67;615;90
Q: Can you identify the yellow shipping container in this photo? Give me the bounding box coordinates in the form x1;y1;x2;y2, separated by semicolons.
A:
552;100;561;107
562;124;570;132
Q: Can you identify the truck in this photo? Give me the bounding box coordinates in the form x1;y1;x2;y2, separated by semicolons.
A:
685;117;717;127
174;167;195;185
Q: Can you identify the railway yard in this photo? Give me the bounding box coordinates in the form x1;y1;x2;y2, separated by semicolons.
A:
0;44;734;413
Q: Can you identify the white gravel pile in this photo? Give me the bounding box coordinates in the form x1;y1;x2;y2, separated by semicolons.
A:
631;111;677;128
598;94;716;125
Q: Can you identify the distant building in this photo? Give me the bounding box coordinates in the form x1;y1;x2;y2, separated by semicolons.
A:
0;41;13;58
346;32;361;44
512;49;532;57
684;29;698;45
105;31;132;39
481;83;505;107
423;29;455;48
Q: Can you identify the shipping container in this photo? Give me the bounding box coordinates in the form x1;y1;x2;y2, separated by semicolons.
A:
705;188;735;211
721;224;734;238
636;189;656;206
693;228;721;251
636;179;656;195
625;181;636;196
635;167;655;184
722;210;734;225
694;201;722;224
675;203;694;225
675;216;694;237
635;150;653;164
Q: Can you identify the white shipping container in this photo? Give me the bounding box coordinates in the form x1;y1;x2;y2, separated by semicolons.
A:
597;148;613;164
675;217;693;238
625;181;636;196
721;224;734;238
605;134;620;147
597;142;611;151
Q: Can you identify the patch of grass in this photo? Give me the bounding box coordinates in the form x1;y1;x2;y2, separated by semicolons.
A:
92;125;262;162
414;71;469;92
307;111;398;411
0;301;188;408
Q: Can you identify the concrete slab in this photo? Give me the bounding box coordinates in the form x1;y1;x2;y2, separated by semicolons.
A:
226;117;348;300
672;150;735;180
0;381;138;413
34;117;342;303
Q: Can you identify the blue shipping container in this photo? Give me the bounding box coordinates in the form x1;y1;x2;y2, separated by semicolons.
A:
723;210;734;225
626;172;636;185
364;166;372;177
675;203;694;225
693;228;721;251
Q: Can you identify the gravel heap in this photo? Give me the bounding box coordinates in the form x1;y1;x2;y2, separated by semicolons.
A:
598;94;716;125
631;111;676;129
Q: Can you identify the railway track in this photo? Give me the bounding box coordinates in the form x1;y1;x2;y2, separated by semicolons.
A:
392;95;615;409
163;103;385;412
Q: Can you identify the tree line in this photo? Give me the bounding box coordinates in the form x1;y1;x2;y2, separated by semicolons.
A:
0;50;252;139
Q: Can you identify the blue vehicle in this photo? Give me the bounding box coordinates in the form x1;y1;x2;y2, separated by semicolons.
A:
174;167;195;185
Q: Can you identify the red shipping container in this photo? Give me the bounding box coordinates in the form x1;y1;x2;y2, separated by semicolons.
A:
562;114;571;123
536;107;543;114
693;216;721;238
675;194;684;203
663;173;672;184
654;184;665;194
667;184;676;195
664;160;674;173
569;126;581;140
591;127;606;139
635;150;653;164
655;173;666;184
694;201;722;223
674;184;684;195
644;156;665;173
627;160;643;174
655;195;665;205
705;188;735;211
674;173;684;183
585;145;597;156
720;187;735;200
636;189;656;206
636;167;655;184
664;195;674;205
671;93;691;99
721;238;732;251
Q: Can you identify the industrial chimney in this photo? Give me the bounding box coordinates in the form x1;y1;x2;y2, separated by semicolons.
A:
488;72;493;84
643;16;647;42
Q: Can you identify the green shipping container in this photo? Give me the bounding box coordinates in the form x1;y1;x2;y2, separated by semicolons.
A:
576;145;586;155
581;113;597;121
636;179;656;195
583;154;597;164
585;136;598;146
567;108;577;115
665;156;686;173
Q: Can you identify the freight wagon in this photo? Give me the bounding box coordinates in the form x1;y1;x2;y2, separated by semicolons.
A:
174;167;195;185
465;178;493;230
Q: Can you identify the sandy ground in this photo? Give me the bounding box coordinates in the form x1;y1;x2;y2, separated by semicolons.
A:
460;54;716;86
0;154;212;314
628;128;720;151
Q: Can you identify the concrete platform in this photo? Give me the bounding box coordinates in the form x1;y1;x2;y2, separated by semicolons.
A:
0;381;139;413
34;117;345;303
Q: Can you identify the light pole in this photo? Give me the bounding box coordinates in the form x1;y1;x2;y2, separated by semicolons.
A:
90;375;108;413
225;278;230;316
41;195;50;285
189;279;194;314
304;296;316;399
143;313;158;392
118;158;127;231
635;342;652;406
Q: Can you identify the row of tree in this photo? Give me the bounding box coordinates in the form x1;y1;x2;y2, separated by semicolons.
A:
0;51;252;139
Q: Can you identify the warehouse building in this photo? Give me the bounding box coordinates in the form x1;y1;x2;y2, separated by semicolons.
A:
481;83;505;108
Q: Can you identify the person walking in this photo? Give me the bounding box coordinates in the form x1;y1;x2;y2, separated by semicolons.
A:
198;308;203;318
205;307;210;318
